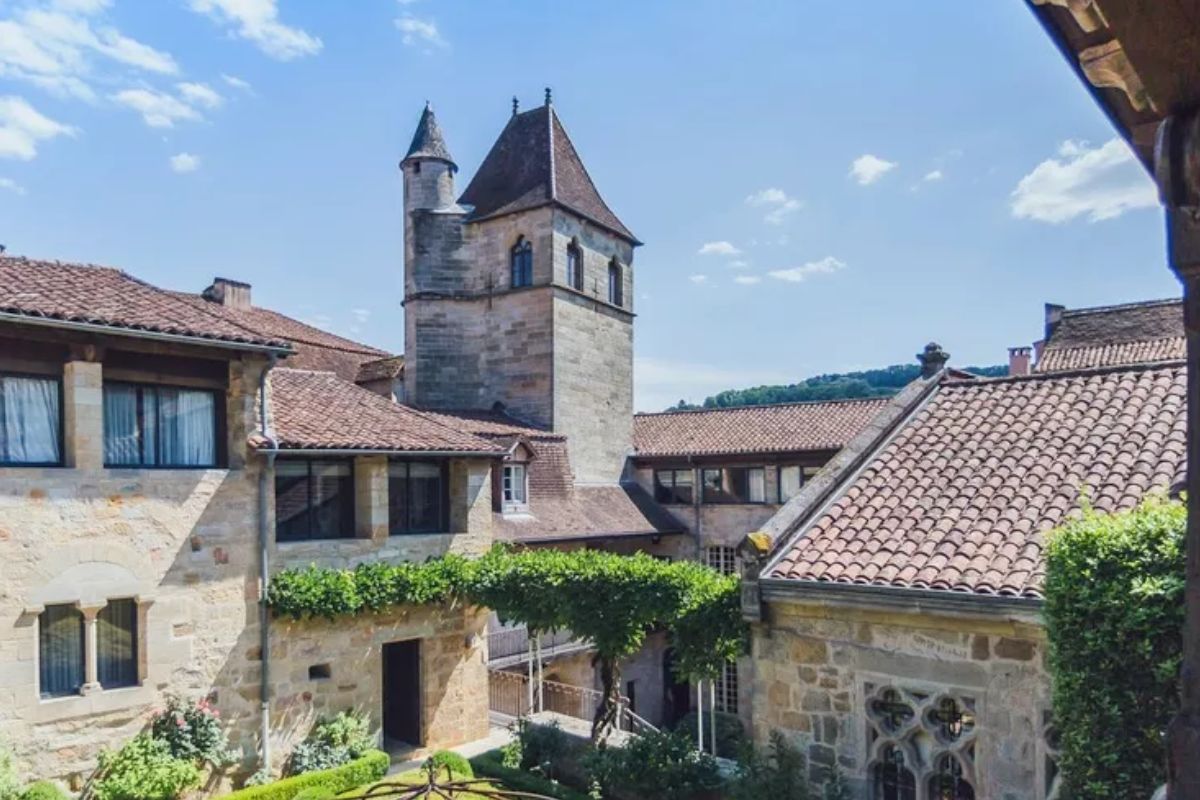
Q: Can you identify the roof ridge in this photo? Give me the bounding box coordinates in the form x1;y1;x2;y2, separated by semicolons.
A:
1045;333;1185;349
634;396;891;417
1061;297;1181;317
947;358;1186;387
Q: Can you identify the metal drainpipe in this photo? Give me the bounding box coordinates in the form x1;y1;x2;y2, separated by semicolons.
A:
257;355;278;774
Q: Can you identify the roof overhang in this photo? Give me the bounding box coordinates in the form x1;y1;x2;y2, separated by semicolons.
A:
759;576;1043;619
498;528;687;546
257;447;505;458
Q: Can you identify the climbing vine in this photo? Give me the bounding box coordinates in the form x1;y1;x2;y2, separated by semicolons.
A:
266;546;745;740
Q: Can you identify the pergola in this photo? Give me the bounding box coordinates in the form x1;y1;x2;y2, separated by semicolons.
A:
1023;2;1200;795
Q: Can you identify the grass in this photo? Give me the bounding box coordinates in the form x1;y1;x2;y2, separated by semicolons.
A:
337;751;592;800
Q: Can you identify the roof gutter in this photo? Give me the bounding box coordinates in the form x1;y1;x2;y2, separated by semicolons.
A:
759;576;1043;617
502;528;687;545
256;447;505;458
0;310;294;356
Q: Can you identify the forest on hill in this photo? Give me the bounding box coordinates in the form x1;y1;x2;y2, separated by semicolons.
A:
669;362;1007;410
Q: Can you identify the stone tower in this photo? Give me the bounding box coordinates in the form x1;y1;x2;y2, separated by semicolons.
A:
401;95;639;484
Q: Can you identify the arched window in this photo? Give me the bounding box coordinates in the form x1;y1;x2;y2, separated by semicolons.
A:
607;258;622;306
566;239;583;291
929;754;975;800
873;745;916;800
511;236;533;288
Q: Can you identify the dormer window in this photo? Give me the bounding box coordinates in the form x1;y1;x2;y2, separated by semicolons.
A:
607;258;622;306
502;463;528;512
566;239;583;291
511;236;533;288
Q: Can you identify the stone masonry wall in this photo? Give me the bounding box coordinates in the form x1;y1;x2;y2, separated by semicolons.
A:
751;599;1052;800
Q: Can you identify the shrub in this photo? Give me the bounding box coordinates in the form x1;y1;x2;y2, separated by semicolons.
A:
286;712;375;776
670;710;745;759
19;783;68;800
423;751;472;781
150;695;233;768
504;719;572;780
727;731;808;800
0;743;20;800
1044;497;1185;799
94;734;200;800
223;750;388;800
583;729;722;800
289;789;333;800
469;751;592;800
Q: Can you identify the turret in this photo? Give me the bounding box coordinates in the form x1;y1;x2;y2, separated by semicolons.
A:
400;102;457;213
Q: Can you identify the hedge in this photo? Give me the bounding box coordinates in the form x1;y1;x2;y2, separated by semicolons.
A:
224;750;388;800
469;751;592;800
1044;496;1185;799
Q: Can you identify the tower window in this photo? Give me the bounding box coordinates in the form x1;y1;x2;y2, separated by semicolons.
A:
566;239;584;291
608;259;622;306
511;236;533;288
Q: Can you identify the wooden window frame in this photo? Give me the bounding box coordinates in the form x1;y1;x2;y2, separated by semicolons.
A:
388;459;450;535
102;380;225;469
0;370;64;467
274;458;357;542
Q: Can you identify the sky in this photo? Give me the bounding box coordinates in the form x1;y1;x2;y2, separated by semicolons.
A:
0;0;1179;411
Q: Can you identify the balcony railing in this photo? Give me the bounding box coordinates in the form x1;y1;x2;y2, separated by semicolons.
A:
487;669;657;735
486;625;590;665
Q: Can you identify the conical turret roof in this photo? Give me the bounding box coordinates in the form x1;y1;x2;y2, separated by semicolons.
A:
402;103;456;169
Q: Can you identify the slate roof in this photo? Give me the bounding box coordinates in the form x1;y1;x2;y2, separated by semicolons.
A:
263;369;503;453
402;103;456;167
457;104;637;243
1037;298;1183;372
0;256;291;351
765;363;1187;599
633;398;890;458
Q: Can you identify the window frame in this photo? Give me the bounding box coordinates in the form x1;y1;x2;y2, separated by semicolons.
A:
704;545;738;576
0;370;64;467
501;462;529;512
102;380;224;469
274;458;357;543
778;464;806;504
511;236;534;289
97;597;139;690
388;458;450;535
38;604;85;699
714;660;738;714
701;466;767;505
566;239;584;291
653;468;694;506
607;258;623;306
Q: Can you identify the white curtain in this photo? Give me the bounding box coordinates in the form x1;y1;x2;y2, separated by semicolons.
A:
748;468;766;503
2;375;61;464
103;384;139;465
104;385;214;466
159;388;215;466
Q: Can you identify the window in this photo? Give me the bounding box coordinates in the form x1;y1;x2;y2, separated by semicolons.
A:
0;373;61;465
865;684;977;800
702;467;766;504
653;469;694;505
389;460;446;534
566;239;584;291
39;604;84;698
607;259;622;306
275;460;355;542
502;463;528;510
511;236;533;288
98;599;137;689
103;382;218;467
778;465;804;503
714;661;738;714
704;546;738;576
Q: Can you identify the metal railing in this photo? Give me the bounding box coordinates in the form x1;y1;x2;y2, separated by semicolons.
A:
486;625;590;664
487;669;658;735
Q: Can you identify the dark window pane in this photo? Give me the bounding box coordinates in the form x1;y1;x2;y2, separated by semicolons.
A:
653;470;674;504
311;461;353;539
408;462;442;532
275;461;312;542
673;469;694;505
98;599;137;688
39;604;83;698
0;374;62;464
388;462;408;534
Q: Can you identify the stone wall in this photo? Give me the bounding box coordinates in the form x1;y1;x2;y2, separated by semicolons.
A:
751;598;1053;800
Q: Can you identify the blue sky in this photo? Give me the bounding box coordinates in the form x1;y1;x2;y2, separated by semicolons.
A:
0;0;1178;410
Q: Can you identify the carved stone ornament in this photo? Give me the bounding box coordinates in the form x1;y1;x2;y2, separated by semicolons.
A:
1079;39;1155;113
1031;0;1108;34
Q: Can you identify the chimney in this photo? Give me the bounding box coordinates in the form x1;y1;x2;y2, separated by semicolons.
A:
202;277;252;310
1008;346;1033;376
917;342;950;378
1044;303;1065;341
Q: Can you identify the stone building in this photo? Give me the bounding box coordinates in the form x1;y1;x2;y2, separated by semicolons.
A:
741;311;1187;799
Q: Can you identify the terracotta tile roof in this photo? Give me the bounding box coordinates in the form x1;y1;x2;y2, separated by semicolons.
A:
355;355;405;384
1037;298;1183;372
0;256;291;350
633;398;890;458
264;368;503;453
766;364;1187;598
495;485;684;543
457;104;637;243
418;408;559;439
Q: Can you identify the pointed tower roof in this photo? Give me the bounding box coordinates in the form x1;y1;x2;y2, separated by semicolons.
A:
457;99;638;244
402;103;456;170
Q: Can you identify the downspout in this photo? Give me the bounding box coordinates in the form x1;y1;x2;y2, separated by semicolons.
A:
257;355;279;774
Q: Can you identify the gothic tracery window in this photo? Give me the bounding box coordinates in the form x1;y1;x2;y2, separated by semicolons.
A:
865;685;978;800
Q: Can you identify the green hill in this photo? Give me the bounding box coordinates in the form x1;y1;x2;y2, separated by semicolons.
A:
669;363;1007;411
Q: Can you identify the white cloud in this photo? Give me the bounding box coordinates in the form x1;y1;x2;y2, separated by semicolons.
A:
177;81;222;109
849;154;897;185
728;259;749;269
395;15;446;48
1010;137;1158;223
189;0;322;60
923;169;943;182
745;187;801;225
221;73;252;92
51;0;112;14
634;356;792;412
350;308;370;323
169;151;199;172
733;275;761;285
768;256;846;283
697;240;739;256
0;94;75;159
688;274;708;284
0;176;26;194
112;88;200;128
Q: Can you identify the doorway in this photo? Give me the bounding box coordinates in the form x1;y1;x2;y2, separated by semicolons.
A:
663;648;691;727
382;640;421;747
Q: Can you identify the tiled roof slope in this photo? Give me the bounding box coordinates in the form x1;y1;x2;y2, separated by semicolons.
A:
457;104;637;242
1037;298;1183;372
0;256;290;350
495;484;684;543
633;398;889;458
169;293;389;381
264;369;502;453
766;363;1187;598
